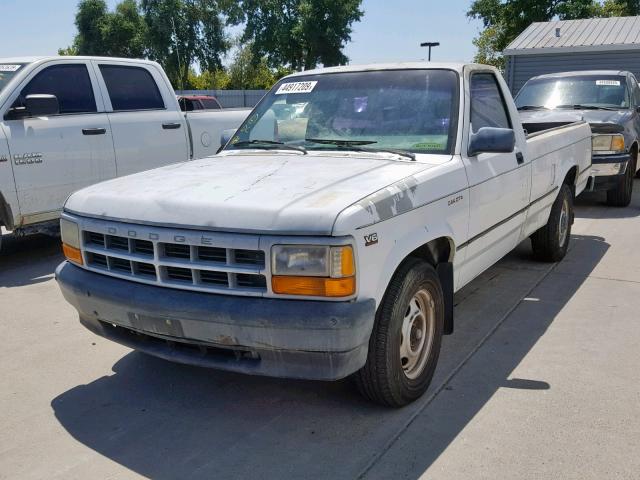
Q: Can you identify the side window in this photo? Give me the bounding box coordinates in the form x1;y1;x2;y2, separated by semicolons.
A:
470;73;511;133
20;64;96;114
630;76;640;107
99;65;165;111
201;98;221;110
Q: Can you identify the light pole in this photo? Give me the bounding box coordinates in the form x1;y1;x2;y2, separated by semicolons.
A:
420;42;440;61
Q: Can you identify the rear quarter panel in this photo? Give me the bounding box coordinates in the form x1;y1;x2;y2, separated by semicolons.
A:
186;109;251;158
523;122;591;237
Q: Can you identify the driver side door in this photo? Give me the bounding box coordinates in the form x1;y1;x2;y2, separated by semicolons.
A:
2;61;115;222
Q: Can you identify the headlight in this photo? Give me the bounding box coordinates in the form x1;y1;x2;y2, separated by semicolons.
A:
60;218;83;265
592;134;625;153
271;245;355;297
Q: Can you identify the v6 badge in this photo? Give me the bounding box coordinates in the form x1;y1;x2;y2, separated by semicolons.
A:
364;232;378;246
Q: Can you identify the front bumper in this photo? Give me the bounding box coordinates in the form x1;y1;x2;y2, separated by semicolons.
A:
56;262;376;381
588;153;630;191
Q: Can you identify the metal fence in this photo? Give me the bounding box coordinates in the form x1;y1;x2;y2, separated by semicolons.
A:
175;90;268;108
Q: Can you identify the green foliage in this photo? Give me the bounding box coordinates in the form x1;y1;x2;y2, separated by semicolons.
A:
61;0;363;89
63;0;146;57
140;0;233;89
468;0;640;70
472;26;506;70
186;68;231;89
227;43;277;89
237;0;363;71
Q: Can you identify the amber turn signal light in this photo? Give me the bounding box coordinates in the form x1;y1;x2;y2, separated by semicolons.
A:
62;243;83;265
272;276;355;297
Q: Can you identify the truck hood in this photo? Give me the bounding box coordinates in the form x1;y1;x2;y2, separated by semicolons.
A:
520;108;633;127
65;152;436;235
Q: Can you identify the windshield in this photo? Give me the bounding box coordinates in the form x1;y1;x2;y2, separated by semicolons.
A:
225;69;459;155
0;64;26;94
515;75;629;110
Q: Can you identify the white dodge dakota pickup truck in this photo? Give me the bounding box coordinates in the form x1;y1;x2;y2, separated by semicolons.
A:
56;63;592;406
0;56;248;248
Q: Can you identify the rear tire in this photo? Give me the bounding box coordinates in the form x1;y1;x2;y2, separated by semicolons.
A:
607;155;635;207
355;258;444;407
531;183;573;262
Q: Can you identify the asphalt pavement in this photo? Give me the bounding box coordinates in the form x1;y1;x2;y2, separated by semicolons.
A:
1;186;639;480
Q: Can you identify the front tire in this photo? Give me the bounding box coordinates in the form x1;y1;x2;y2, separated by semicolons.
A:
531;183;573;262
355;259;444;407
607;155;635;207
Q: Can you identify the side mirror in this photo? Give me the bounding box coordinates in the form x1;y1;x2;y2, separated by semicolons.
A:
25;94;59;117
468;127;515;157
219;128;237;149
635;106;640;114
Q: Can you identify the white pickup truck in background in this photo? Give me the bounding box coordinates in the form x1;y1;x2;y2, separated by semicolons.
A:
56;63;592;406
0;56;249;248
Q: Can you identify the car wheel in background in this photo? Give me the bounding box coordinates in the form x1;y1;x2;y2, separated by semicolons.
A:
607;154;635;207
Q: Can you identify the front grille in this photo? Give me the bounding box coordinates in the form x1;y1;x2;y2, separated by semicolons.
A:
80;225;267;295
198;246;226;263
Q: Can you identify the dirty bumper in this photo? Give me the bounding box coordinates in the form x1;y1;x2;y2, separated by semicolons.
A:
55;262;375;381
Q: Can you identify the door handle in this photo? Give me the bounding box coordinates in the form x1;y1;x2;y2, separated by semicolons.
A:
162;122;182;130
82;128;106;136
516;152;525;165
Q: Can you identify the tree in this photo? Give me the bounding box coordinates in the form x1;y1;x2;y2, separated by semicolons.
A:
99;0;147;57
468;0;640;70
62;0;146;58
236;0;363;71
187;68;231;89
140;0;233;89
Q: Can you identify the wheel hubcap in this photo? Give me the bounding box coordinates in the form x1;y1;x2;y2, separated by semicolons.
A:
558;197;569;247
400;289;436;380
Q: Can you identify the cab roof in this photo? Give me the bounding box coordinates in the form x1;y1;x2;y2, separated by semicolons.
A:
285;62;494;78
530;70;632;80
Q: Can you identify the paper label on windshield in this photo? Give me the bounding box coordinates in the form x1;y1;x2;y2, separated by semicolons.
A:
0;65;21;72
275;81;317;95
596;80;620;86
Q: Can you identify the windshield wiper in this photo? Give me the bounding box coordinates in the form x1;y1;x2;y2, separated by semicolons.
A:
232;139;307;154
517;105;549;111
305;138;378;147
305;138;416;161
555;104;621;111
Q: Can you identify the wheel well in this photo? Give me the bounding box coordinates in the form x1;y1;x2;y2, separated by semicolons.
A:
405;237;454;335
407;236;453;266
0;192;14;230
563;165;577;188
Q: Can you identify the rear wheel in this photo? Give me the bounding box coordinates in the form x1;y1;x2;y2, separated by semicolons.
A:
355;258;444;407
607;155;635;207
531;183;573;262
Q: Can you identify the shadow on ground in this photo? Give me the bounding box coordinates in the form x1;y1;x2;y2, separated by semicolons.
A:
0;232;62;288
50;231;608;479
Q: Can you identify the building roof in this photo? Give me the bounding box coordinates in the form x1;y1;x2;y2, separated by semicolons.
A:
504;16;640;56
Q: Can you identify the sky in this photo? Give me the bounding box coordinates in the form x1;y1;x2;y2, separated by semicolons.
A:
0;0;483;64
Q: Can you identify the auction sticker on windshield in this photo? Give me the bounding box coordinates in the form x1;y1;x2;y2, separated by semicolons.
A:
596;80;621;86
275;81;318;95
0;65;21;72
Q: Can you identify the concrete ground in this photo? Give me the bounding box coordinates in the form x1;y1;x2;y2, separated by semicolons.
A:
1;186;639;480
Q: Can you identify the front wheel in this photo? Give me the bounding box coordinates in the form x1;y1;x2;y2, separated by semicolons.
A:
607;156;635;207
531;183;573;262
355;258;444;407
